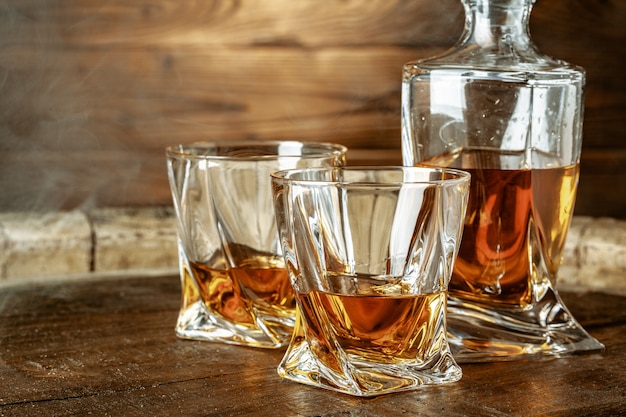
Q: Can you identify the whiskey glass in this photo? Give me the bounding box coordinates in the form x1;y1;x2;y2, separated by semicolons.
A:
166;141;346;348
271;166;469;396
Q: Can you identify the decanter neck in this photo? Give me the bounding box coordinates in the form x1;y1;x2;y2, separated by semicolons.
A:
461;0;535;49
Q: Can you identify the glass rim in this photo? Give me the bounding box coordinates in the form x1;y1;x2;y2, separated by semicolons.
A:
270;166;471;186
165;140;347;161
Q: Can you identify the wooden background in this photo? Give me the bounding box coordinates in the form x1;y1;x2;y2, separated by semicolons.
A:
0;0;624;218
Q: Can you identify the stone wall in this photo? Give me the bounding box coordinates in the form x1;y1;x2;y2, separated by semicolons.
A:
1;208;624;295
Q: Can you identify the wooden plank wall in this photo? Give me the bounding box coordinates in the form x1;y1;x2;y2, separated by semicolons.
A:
0;0;624;218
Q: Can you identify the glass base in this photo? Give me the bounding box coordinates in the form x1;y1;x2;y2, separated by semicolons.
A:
176;301;294;349
446;286;605;363
277;336;462;397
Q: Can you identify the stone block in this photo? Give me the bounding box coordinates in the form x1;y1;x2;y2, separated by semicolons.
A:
90;207;178;272
578;217;626;292
0;211;91;279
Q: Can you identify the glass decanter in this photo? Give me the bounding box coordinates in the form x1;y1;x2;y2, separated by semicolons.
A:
401;0;604;361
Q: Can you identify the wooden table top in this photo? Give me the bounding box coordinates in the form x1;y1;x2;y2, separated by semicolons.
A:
1;273;624;417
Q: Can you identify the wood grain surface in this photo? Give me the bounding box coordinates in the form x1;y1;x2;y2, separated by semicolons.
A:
0;273;624;416
0;0;624;217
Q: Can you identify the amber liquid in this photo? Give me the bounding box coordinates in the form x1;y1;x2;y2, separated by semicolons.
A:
297;286;447;371
421;150;579;306
187;257;295;325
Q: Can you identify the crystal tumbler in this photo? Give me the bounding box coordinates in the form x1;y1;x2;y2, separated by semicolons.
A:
166;141;346;348
271;166;470;396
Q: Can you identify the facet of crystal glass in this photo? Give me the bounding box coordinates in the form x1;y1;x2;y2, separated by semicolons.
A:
401;0;604;362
